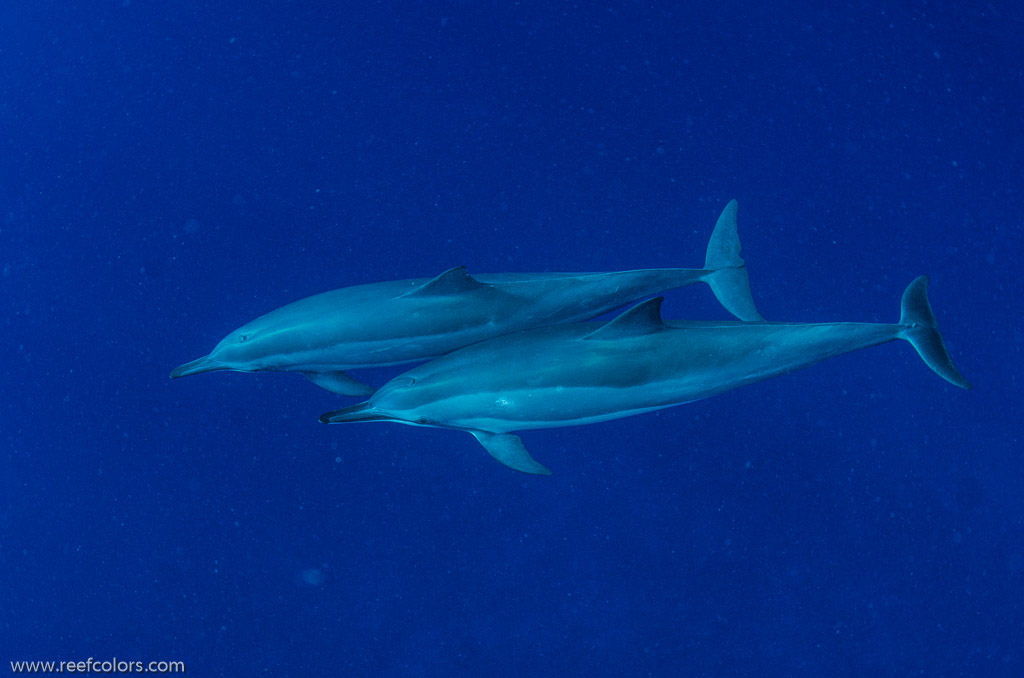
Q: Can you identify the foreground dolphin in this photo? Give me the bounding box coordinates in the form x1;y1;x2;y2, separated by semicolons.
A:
171;201;761;395
321;277;969;475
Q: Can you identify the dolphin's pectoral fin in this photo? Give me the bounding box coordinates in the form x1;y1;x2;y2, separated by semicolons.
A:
402;266;492;297
582;297;668;340
302;371;375;396
470;431;552;475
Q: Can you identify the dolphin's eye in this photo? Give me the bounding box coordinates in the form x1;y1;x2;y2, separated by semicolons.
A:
238;334;248;343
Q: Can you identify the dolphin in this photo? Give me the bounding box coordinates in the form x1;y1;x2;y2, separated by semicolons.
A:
320;276;969;475
171;200;761;395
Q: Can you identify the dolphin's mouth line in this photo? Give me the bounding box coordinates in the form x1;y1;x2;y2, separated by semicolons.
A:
319;403;394;424
319;403;445;428
169;355;229;378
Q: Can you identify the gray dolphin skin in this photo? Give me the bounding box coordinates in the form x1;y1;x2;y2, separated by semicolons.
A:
171;201;761;395
320;276;969;475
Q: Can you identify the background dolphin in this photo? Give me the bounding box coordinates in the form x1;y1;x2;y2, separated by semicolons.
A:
321;277;969;475
171;200;761;395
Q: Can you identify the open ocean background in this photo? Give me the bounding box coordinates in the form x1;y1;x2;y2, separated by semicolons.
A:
2;2;1021;676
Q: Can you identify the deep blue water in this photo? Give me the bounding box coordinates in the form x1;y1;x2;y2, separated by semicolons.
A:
2;2;1021;676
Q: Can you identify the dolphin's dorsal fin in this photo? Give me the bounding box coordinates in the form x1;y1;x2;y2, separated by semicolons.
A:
402;266;491;297
582;297;668;340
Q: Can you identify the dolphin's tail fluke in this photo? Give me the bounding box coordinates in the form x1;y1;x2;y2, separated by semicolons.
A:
898;276;971;389
703;200;764;322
